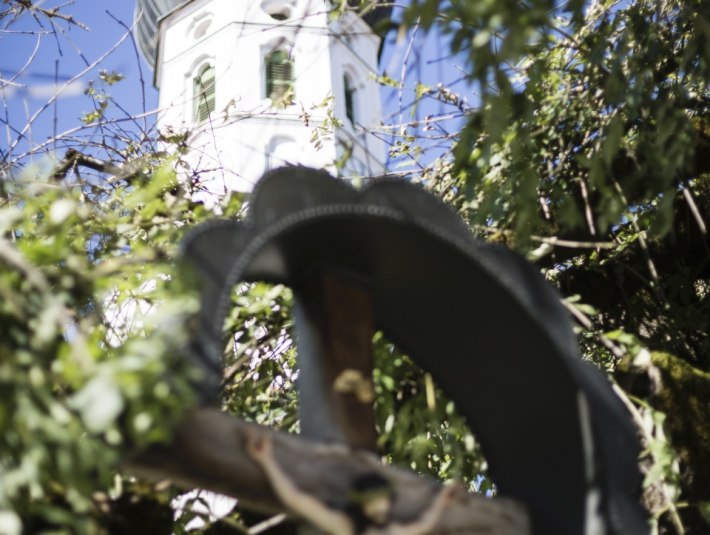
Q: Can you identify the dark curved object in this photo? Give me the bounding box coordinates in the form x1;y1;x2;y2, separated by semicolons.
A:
181;167;647;535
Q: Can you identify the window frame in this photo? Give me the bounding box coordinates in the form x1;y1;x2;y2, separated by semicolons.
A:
193;62;216;123
264;48;295;106
343;72;357;124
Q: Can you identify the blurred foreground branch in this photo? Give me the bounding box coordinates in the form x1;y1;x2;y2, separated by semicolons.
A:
128;408;530;535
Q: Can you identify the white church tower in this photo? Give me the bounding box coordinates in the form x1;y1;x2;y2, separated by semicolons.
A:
134;0;388;201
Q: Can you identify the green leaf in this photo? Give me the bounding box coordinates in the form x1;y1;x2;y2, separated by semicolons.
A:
69;374;124;433
99;69;124;85
699;502;710;525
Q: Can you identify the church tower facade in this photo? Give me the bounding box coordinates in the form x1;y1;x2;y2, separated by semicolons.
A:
135;0;387;200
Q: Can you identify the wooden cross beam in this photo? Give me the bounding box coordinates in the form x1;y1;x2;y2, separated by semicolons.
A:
128;410;530;534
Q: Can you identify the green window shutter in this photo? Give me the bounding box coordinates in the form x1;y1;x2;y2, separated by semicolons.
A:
194;64;216;123
266;50;294;103
344;75;355;123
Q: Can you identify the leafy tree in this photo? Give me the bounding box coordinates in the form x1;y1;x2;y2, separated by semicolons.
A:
1;0;709;533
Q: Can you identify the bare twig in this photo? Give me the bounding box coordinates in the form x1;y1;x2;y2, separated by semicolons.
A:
611;178;666;305
398;17;420;128
5;22;134;160
51;148;125;180
107;9;149;134
680;185;707;236
475;225;617;249
611;383;685;534
578;175;597;237
248;514;288;534
9;0;90;30
561;299;626;359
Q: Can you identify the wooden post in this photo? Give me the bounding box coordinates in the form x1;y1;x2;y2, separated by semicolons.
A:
293;273;378;451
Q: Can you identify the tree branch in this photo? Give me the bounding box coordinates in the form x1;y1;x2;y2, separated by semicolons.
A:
10;0;90;29
127;409;530;534
51;148;146;182
52;148;121;180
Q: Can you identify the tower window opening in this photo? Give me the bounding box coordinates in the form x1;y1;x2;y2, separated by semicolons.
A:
268;9;289;20
344;74;357;124
261;0;294;20
266;136;299;170
193;19;211;39
266;50;294;105
193;64;216;123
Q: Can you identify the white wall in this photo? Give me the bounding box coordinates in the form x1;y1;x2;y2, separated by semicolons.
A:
329;12;387;178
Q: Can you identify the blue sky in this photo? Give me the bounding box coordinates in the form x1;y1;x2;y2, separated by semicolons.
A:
1;2;157;164
1;1;471;171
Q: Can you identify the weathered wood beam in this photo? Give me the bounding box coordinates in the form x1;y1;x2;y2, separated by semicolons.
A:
294;274;378;451
126;408;530;534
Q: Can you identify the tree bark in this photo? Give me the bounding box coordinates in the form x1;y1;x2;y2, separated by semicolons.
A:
127;408;530;535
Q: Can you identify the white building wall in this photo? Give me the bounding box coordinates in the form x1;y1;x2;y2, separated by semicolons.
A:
153;0;385;203
329;13;387;178
139;0;387;522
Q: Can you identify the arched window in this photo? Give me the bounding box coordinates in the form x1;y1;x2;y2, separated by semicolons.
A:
193;64;215;123
261;0;294;20
343;73;357;124
266;136;299;170
193;18;211;39
265;49;294;105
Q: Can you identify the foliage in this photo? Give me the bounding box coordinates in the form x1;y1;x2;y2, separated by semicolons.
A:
220;284;490;488
445;0;709;245
0;159;206;533
372;334;491;492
